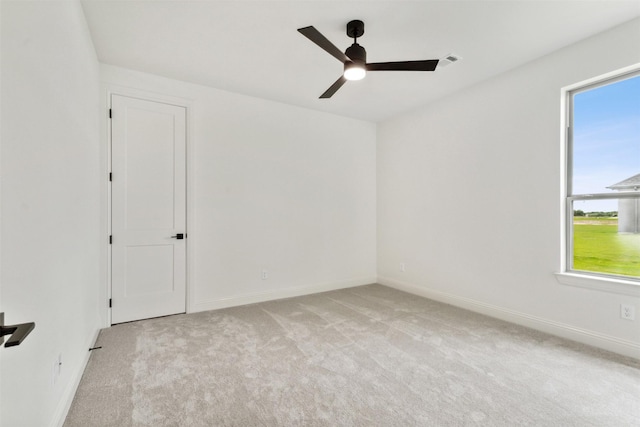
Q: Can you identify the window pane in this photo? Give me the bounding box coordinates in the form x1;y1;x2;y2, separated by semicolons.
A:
572;199;640;278
572;75;640;195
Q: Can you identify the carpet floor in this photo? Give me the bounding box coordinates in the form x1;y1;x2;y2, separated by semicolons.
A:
64;284;640;426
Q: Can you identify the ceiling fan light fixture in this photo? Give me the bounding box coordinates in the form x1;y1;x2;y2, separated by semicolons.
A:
298;20;440;98
344;62;366;80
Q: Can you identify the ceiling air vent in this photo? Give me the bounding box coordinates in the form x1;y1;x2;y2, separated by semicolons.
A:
438;53;462;68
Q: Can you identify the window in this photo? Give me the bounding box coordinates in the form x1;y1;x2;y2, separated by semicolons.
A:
565;70;640;282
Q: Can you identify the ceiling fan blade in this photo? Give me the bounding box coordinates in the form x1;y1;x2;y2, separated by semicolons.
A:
366;60;439;72
298;26;350;63
320;76;347;99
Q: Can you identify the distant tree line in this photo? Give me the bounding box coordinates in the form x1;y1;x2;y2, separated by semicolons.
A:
574;210;617;217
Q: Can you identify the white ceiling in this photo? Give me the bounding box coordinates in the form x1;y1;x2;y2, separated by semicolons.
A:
81;1;640;122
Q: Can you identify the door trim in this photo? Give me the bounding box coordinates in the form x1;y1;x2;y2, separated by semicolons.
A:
102;85;194;327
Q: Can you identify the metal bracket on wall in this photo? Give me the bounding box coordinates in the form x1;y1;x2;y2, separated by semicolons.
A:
0;312;35;348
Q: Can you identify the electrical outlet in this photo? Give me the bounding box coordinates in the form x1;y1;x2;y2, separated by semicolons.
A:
400;263;406;272
621;304;635;321
261;270;268;280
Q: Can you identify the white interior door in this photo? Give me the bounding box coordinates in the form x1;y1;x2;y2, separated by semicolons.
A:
111;94;187;324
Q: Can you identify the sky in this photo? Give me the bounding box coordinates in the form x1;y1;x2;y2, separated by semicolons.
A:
572;73;640;212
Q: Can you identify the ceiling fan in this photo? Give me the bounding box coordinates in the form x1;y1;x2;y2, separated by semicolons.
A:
298;20;439;99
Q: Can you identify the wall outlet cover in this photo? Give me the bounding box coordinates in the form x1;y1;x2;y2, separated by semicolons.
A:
621;304;635;321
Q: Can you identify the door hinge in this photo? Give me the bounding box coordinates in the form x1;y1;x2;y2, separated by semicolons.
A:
109;298;112;308
109;109;112;119
109;172;112;182
109;235;112;244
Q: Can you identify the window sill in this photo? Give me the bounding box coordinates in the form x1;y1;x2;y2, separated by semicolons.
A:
555;272;640;297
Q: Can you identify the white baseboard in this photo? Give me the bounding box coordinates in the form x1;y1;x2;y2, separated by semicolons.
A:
378;276;640;360
51;325;101;427
192;276;377;313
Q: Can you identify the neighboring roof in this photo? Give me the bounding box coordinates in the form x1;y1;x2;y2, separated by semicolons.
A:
608;173;640;190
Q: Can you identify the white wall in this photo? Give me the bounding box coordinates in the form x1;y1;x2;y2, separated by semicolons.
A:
0;2;101;426
377;18;640;358
100;65;377;316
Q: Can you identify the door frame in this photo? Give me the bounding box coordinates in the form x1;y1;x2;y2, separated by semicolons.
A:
101;85;194;327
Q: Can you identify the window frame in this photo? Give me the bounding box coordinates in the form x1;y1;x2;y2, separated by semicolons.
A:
558;65;640;294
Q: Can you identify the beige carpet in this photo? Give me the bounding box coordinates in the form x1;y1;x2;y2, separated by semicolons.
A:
64;284;640;426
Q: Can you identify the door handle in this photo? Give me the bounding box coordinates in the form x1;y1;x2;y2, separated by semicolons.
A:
0;313;35;348
171;233;185;240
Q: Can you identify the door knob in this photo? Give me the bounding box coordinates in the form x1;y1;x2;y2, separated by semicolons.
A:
171;233;185;239
0;313;35;348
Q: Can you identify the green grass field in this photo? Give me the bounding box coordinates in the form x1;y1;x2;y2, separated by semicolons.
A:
573;217;640;278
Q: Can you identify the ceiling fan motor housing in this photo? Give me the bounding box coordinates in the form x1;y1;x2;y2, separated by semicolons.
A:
345;20;366;71
345;43;366;65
